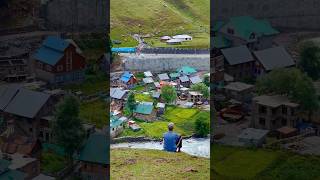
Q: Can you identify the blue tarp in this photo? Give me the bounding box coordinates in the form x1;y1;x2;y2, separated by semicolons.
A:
112;47;136;53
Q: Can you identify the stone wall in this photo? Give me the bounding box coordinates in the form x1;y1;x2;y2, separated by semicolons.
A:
122;54;210;72
212;0;320;30
42;0;107;31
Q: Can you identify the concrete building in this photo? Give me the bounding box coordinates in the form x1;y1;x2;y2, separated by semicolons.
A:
224;82;254;103
251;95;300;130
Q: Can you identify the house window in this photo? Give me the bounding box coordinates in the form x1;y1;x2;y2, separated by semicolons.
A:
259;106;267;114
259;118;266;126
29;128;33;132
57;65;63;72
39;131;43;138
281;118;287;126
272;108;277;115
282;106;287;115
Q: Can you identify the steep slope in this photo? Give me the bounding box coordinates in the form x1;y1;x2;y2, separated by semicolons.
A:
110;0;210;48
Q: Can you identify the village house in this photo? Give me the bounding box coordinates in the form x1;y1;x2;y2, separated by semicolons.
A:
188;91;204;104
179;76;190;87
253;46;295;77
77;133;109;180
0;84;56;141
221;45;255;81
172;34;192;41
158;73;170;81
251;95;300;131
156;103;166;116
0;53;29;82
110;114;127;138
134;102;154;122
189;75;202;85
169;72;180;80
160;36;171;42
217;16;279;50
120;71;137;86
177;66;197;76
211;51;225;89
223;82;254;103
144;71;153;77
34;36;87;84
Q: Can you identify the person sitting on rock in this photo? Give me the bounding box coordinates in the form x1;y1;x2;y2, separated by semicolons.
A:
162;122;182;152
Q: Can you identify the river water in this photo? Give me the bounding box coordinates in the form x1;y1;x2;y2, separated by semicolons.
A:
111;138;210;158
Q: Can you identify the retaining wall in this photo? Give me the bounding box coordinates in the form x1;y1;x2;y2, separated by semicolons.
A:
122;53;210;72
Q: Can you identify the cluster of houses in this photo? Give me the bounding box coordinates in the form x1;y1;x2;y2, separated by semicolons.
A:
160;34;193;45
212;16;318;147
0;35;109;179
110;66;209;138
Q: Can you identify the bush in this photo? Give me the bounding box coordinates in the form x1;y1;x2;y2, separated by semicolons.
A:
194;116;209;137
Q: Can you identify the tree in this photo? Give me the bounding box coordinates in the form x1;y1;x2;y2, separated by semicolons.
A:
126;93;137;114
161;85;177;103
195;116;210;138
299;41;320;80
256;68;318;119
53;96;85;161
203;74;210;87
191;83;209;99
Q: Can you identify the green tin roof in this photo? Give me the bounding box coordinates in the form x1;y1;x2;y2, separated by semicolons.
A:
0;170;26;180
177;66;197;75
213;34;231;49
169;73;180;78
134;102;153;115
227;16;279;40
213;21;225;31
78;133;109;165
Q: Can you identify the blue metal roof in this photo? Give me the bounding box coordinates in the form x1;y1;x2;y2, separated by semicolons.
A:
43;36;70;52
34;36;70;65
112;47;136;53
120;71;134;83
34;47;64;65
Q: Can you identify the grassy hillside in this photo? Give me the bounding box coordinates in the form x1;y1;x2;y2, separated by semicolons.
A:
110;0;210;48
212;145;320;179
111;148;210;179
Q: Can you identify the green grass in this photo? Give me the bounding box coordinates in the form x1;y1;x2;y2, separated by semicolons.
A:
111;0;209;48
63;74;108;95
79;99;108;128
135;94;153;102
41;152;67;174
212;145;320;180
132;85;145;91
120;106;209;139
111;148;210;180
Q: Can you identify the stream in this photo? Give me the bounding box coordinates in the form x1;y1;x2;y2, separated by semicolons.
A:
111;138;210;158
